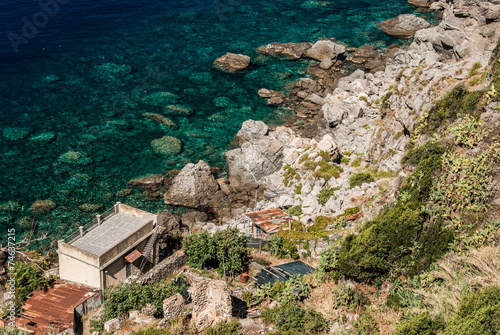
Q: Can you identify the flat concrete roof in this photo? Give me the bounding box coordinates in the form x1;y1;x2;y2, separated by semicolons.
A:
70;212;153;256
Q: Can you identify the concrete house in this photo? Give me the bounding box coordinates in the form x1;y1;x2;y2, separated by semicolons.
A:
58;202;160;290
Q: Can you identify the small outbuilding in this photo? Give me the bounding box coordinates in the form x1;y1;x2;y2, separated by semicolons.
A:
58;202;160;290
244;208;293;239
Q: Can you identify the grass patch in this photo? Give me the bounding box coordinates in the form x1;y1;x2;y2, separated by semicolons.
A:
314;160;343;182
349;172;375;188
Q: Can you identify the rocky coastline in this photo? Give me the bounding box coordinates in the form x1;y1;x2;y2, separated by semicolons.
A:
2;0;500;295
160;0;500;258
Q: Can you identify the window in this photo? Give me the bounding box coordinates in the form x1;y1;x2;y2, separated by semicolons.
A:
125;262;132;279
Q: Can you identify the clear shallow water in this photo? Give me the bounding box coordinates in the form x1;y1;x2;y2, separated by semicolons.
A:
0;0;418;246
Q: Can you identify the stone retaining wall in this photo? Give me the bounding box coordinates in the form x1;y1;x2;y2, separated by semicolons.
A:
137;250;187;285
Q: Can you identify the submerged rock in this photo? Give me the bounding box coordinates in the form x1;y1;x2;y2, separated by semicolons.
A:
127;174;166;191
29;199;57;214
143;112;177;128
164;105;193;115
151;136;183;155
29;132;56;145
93;63;132;78
57;151;92;165
379;14;430;40
142;92;180;107
78;203;103;212
3;128;31;141
213;52;251;73
0;201;21;212
256;42;312;59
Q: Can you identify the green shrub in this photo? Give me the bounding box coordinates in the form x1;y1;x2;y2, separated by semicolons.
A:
204;319;242;335
345;206;360;216
393;312;444;335
340;156;349;164
353;312;379;335
288;205;302;216
101;279;185;323
426;84;483;132
443;286;500;335
14;261;54;312
183;228;250;276
314;161;343;182
183;231;216;269
262;304;328;334
318;187;339;205
283;165;298;187
351;157;363;167
213;228;251;276
469;62;481;77
318;243;341;275
402;141;446;166
349;172;374;188
332;285;371;310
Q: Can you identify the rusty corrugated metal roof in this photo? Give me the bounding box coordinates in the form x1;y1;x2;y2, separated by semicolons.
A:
125;249;143;263
244;208;293;233
21;280;99;335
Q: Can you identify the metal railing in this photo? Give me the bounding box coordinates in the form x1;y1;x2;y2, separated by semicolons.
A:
63;205;116;243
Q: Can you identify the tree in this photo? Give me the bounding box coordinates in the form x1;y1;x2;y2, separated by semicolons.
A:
213;228;250;277
183;231;216;269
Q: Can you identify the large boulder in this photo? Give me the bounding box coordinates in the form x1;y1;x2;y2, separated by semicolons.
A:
256;42;313;59
224;136;284;188
408;0;431;7
236;119;269;145
306;40;346;61
157;211;181;232
127;174;166;191
213;53;251;73
164;161;220;209
379;14;430;40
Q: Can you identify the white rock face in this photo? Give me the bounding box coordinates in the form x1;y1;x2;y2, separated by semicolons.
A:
306;40;346;61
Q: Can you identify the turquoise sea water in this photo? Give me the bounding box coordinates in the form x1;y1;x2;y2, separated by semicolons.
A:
0;0;419;247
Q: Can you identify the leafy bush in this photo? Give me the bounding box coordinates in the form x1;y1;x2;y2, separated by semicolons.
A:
333;143;453;281
353;312;379;335
314;160;343;182
262;304;328;334
318;187;339;205
345;206;360;216
213;228;251;276
15;261;53;311
203;319;242;335
425;83;483;132
349;172;374;188
183;228;250;276
443;286;500;335
183;231;216;269
287;205;302;216
402;141;446;166
332;285;371;310
318;244;340;276
104;280;185;319
351;157;363;167
393;312;444;335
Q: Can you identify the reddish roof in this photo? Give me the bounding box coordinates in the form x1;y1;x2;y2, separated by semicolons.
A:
20;280;99;335
244;208;293;233
125;249;143;263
